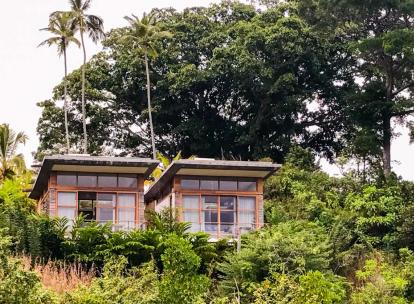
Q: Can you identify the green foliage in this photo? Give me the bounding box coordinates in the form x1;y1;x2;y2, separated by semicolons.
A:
218;220;332;300
253;271;347;304
345;185;404;248
158;234;210;304
351;253;409;304
64;220;112;265
63;256;158;304
0;124;28;181
0;229;56;304
37;1;349;161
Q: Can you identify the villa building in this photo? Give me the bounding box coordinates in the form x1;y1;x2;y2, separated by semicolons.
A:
29;155;159;230
30;155;280;237
144;159;280;238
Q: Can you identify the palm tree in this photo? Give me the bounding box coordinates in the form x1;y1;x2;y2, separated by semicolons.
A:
68;0;104;153
123;13;172;159
39;11;80;153
0;124;28;181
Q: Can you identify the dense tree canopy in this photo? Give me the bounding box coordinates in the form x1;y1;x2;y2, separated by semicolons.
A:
36;1;357;164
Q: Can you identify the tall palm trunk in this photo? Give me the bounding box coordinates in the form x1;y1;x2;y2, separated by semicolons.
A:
63;45;70;153
80;30;88;154
145;53;156;159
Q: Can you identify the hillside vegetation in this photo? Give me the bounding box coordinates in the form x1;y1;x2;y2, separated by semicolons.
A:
1;147;414;303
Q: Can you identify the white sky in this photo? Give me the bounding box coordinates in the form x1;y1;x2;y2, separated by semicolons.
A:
0;0;413;180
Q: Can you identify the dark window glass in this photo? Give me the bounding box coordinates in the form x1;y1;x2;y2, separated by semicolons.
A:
202;196;217;209
204;224;218;233
220;196;235;210
78;200;93;211
57;173;77;186
118;175;137;188
221;223;234;234
78;174;97;187
220;211;235;223
219;180;237;191
203;210;218;223
200;179;218;190
98;174;117;187
238;181;257;191
181;179;199;190
78;192;97;200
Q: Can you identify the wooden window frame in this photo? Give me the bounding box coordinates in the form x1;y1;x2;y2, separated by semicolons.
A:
181;192;259;238
55;189;141;229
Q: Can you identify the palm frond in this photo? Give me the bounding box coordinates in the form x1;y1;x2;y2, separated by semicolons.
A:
85;14;105;42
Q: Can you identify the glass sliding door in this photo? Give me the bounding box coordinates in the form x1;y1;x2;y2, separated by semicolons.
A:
182;195;200;232
117;193;136;230
238;197;256;232
220;196;236;236
202;196;218;235
96;193;116;225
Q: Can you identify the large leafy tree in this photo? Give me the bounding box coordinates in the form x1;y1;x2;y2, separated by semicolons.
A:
36;2;349;162
298;0;414;176
0;124;27;181
67;0;104;153
122;13;172;160
39;11;80;153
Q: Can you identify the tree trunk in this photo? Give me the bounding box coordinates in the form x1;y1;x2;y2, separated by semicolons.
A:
80;30;88;154
383;74;393;177
382;115;392;177
145;53;156;159
63;45;70;153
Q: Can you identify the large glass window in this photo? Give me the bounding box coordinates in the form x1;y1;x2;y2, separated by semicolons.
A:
238;197;256;231
118;175;137;188
57;192;76;222
183;210;200;232
180;178;258;192
202;196;218;234
117;193;136;230
181;179;199;190
183;195;199;209
78;174;97;187
57;192;76;206
98;174;117;187
58;207;76;221
118;193;135;208
96;193;115;223
182;195;257;237
57;173;77;186
220;196;235;235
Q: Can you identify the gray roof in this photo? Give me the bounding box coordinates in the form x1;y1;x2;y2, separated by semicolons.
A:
144;159;281;203
29;155;159;199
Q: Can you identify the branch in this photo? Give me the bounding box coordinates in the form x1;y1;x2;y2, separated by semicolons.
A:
392;81;414;97
392;108;414;117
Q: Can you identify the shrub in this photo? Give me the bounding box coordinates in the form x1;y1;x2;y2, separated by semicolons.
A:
218;221;332;301
63;256;158;304
0;229;56;304
253;271;347;304
158;234;210;304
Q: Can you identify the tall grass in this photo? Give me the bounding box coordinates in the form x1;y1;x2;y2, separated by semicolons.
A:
21;256;96;294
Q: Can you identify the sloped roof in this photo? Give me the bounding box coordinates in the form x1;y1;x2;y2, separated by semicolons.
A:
144;159;281;202
29;155;159;199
